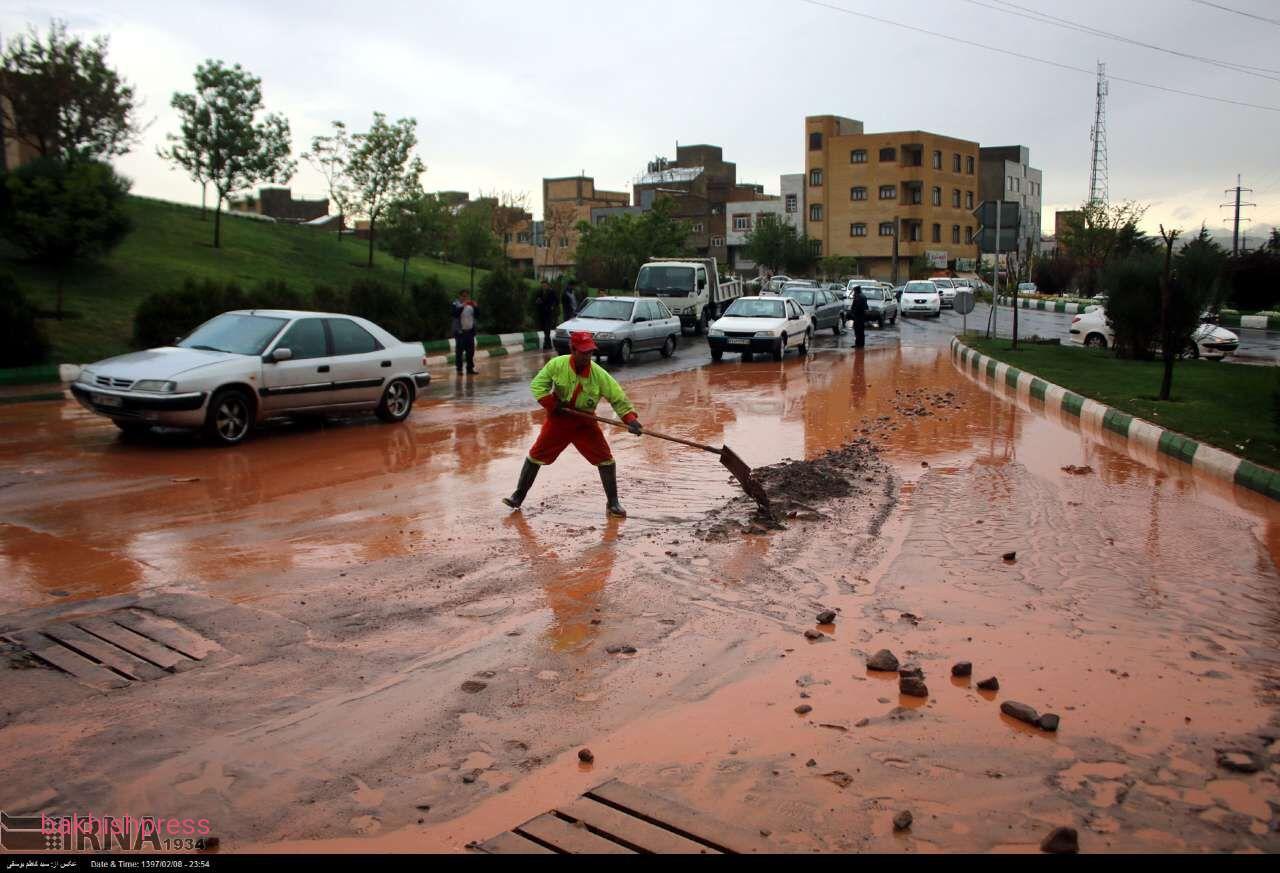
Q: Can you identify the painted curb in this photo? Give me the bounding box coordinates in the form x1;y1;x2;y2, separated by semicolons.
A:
950;336;1280;502
425;343;539;367
995;296;1090;314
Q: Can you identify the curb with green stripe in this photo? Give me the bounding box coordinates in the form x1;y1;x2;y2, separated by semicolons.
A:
950;336;1280;503
995;296;1092;314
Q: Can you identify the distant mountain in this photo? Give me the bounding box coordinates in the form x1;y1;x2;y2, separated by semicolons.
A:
1188;223;1276;252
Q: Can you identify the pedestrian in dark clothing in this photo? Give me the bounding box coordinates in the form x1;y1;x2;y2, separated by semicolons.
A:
561;279;579;323
536;280;557;350
452;289;479;375
851;285;869;348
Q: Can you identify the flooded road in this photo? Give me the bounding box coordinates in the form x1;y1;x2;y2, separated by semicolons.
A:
1;326;1278;852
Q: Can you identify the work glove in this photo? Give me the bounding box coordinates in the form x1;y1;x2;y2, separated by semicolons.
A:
627;419;643;435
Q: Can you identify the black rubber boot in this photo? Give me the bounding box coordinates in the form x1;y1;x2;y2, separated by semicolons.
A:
502;460;540;509
599;463;626;517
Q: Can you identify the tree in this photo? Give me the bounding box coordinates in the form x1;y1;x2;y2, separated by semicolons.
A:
0;156;132;318
1058;200;1148;296
540;202;579;279
573;197;692;290
1157;225;1182;401
302;121;354;239
742;214;794;274
451;201;500;293
484;190;530;261
378;193;452;292
0;20;139;161
162;60;294;249
818;255;859;281
1176;224;1228;314
0;275;50;366
345;113;425;268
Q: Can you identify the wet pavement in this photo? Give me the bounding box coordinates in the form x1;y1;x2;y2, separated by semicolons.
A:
1;322;1278;852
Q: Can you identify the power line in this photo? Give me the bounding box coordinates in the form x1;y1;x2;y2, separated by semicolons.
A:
961;0;1280;80
1190;0;1280;27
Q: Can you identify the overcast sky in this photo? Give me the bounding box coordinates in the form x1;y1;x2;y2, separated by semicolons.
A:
4;0;1278;239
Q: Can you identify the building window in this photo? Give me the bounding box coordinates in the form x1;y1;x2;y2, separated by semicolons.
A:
1008;175;1015;191
1015;178;1021;193
517;231;531;243
966;191;974;210
879;222;895;237
952;189;961;208
851;149;867;163
966;155;975;174
851;223;867;237
908;223;922;242
879;147;896;162
711;235;724;248
932;150;942;169
809;131;822;151
952;153;961;172
810;168;823;186
908;187;922;205
931;186;941;206
851;186;867;201
965;226;974;243
810;239;822;256
932;223;941;243
692;222;704;233
785;193;797;213
732;214;751;231
879;185;896;200
952;225;960;243
810;204;823;222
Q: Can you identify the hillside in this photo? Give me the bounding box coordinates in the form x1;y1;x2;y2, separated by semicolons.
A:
2;196;488;363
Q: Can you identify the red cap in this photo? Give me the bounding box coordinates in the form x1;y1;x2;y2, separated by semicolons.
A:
569;331;597;353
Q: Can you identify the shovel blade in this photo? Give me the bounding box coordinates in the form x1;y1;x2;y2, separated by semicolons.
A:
719;445;773;517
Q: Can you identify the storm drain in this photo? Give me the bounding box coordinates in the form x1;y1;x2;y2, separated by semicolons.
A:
2;608;222;690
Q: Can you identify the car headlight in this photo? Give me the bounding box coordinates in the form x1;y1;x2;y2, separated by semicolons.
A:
708;329;724;338
754;330;778;338
133;380;177;393
594;332;614;340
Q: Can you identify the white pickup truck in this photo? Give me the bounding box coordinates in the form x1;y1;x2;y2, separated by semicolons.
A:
633;257;744;335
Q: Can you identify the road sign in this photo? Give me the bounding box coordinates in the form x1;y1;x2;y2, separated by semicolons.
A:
954;290;975;315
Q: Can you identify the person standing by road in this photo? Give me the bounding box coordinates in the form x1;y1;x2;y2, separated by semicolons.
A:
850;285;869;349
536;279;558;350
561;279;579;322
452;289;479;375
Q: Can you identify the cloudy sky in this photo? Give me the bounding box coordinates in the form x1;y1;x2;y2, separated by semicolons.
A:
4;0;1278;239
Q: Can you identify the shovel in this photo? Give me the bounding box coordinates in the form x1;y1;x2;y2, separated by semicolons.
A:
567;409;773;517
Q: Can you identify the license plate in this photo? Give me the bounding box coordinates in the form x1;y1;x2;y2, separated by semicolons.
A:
92;392;122;408
727;339;748;346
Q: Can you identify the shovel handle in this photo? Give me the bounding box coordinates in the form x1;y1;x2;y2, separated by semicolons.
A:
566;409;722;455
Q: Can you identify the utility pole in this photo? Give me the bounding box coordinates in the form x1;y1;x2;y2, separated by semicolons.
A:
1221;174;1255;256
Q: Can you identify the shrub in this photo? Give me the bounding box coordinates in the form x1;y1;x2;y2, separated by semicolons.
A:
0;275;51;366
346;279;417;340
410;276;451;340
312;283;347;313
475;266;530;334
132;277;304;349
1102;254;1162;359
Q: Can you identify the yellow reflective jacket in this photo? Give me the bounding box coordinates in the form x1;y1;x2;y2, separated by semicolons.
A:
530;355;635;419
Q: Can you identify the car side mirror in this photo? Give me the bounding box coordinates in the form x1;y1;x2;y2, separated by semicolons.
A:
270;347;293;362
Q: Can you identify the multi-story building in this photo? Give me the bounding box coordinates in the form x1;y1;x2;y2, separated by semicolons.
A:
539;175;629;277
979;145;1043;260
724;174;805;275
804;115;981;281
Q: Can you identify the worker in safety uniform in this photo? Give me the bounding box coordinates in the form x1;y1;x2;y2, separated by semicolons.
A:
502;331;643;517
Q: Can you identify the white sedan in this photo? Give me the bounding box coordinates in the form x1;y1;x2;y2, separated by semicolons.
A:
1068;307;1240;359
930;277;959;309
707;296;813;362
899;280;942;317
71;310;431;445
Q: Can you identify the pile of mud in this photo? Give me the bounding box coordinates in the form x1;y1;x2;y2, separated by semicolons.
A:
699;439;890;540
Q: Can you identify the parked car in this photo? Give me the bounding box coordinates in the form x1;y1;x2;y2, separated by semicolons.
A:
862;286;898;328
1068;307;1240;359
899;280;942;318
554;296;681;363
774;283;846;335
930;277;959;309
71;310;430;446
708;296;813;362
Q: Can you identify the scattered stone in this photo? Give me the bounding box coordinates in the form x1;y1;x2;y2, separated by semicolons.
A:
759;829;771;837
893;810;913;831
867;649;900;672
898;665;924;679
1038;713;1061;732
1216;750;1264;773
816;610;837;624
1040;826;1079;854
461;773;477;784
460;680;487;694
804;629;824;641
855;718;870;728
805;758;817;767
1002;551;1017;562
822;771;853;788
818;723;847;732
620;645;637;654
1001;701;1040;725
795;704;813;715
1061;465;1093;475
899;676;929;698
977;676;1000;691
577;748;594;763
899;612;920;624
951;661;972;677
415;804;431;811
605;644;638;654
877;697;890;704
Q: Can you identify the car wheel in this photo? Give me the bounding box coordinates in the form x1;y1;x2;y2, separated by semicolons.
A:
891;314;897;325
113;420;150;436
711;348;723;362
376;378;414;423
612;340;632;365
773;334;786;362
833;319;844;336
799;330;812;356
742;351;754;362
1179;342;1200;360
878;318;885;329
660;335;676;358
1084;333;1107;350
204;388;254;447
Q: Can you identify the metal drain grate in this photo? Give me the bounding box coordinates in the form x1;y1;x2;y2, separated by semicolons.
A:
3;608;222;690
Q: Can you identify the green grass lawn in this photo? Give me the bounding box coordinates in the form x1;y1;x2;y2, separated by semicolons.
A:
2;196;487;363
967;337;1280;470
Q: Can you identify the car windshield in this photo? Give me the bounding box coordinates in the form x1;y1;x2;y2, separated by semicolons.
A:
724;298;785;318
905;282;937;294
782;289;815;306
933;280;953;288
864;289;883;301
635;265;695;296
178;313;288;356
577;299;634;320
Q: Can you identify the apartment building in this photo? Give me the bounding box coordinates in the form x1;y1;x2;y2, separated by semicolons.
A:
539;175;629;277
804;115;980;281
724;173;805;274
979;145;1043;259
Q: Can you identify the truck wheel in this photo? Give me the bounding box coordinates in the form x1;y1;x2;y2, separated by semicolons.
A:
694;310;708;336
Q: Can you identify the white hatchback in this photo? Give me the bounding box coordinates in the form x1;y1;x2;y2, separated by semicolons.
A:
1068;307;1240;359
707;296;814;361
900;281;942;317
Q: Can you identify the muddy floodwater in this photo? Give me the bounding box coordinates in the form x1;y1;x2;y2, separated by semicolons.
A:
1;333;1278;853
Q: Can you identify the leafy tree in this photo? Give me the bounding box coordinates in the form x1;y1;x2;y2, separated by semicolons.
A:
818;255;859;281
0;20;138;160
742;213;792;274
573;197;692;290
1059;200;1149;296
378;193;452;291
484;190;530;261
162;60;295;248
345;112;425;268
0;156;132;318
451;200;500;293
0;275;50;365
476;265;530;333
302;121;354;238
1102;253;1162;359
1176;224;1228;314
783;235;819;275
1032;254;1077;296
540;202;579;279
1225;248;1280;312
